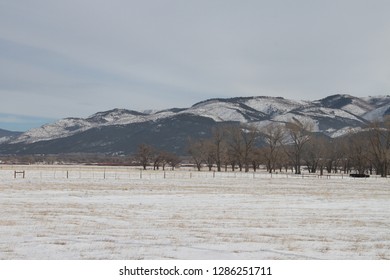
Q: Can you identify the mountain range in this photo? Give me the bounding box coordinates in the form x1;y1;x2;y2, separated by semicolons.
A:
1;94;389;155
0;128;22;139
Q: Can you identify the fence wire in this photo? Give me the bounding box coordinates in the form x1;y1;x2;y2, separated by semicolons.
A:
1;165;386;181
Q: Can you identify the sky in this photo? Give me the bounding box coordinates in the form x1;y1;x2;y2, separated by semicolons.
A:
0;0;390;131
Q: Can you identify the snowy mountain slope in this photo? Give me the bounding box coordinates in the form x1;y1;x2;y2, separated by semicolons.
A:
11;109;177;144
183;98;267;122
0;128;21;137
0;114;217;155
13;118;94;144
188;96;306;121
0;128;22;144
1;94;390;154
244;96;308;116
358;95;390;121
314;94;374;115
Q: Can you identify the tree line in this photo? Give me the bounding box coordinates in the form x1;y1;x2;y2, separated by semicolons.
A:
2;117;389;177
186;118;390;177
134;144;181;170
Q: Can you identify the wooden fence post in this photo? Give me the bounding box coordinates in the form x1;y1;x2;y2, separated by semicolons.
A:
14;171;25;179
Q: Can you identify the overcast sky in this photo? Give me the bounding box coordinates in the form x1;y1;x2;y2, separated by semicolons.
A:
1;0;390;131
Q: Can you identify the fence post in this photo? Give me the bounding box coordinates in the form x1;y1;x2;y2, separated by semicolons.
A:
14;171;25;179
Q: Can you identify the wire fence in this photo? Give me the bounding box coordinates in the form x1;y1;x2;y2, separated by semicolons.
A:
1;164;387;181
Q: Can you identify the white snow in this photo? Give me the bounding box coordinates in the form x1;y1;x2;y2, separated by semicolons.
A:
327;127;363;138
11;111;177;144
92;110;148;124
12;118;94;144
301;107;362;121
338;97;374;117
0;136;12;144
342;104;368;116
363;104;390;121
184;101;247;122
271;113;320;132
0;165;388;260
244;97;307;116
8;96;390;145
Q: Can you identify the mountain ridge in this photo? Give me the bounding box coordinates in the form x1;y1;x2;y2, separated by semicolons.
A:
1;94;389;155
0;128;22;138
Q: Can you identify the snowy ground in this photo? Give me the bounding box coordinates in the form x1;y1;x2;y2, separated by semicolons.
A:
0;165;389;260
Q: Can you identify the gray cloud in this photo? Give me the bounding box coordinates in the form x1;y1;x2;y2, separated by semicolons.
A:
0;0;389;129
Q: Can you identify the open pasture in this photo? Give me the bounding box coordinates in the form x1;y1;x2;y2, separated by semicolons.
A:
0;165;389;259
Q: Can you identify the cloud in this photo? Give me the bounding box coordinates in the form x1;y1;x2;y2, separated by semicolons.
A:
0;0;389;128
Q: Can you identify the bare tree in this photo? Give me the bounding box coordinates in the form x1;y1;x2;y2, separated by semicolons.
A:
283;119;312;174
211;126;227;172
152;150;164;170
261;123;285;173
165;152;181;170
226;125;244;171
302;135;329;174
241;125;258;172
250;147;263;172
347;133;370;175
187;126;228;172
226;124;258;172
135;144;154;170
187;139;205;171
320;137;346;174
203;139;216;171
368;117;390;177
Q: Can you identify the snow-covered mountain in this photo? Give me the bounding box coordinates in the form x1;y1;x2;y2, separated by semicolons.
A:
1;94;389;155
0;128;22;144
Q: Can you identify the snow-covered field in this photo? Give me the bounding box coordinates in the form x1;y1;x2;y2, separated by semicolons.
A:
0;165;389;260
